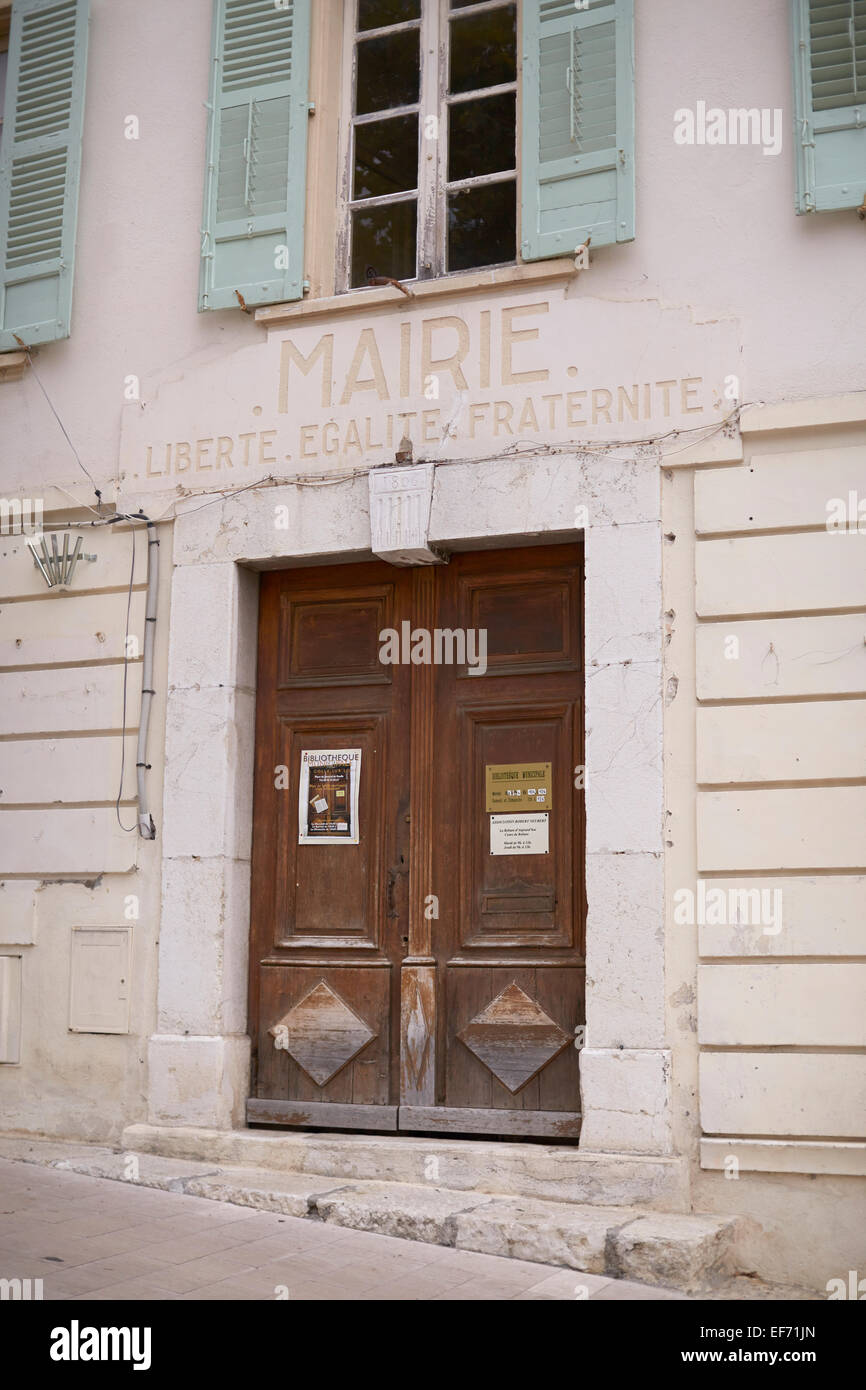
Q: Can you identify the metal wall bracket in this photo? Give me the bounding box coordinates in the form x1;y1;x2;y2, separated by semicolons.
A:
27;534;97;588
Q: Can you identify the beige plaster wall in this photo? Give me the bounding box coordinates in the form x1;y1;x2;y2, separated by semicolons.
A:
0;515;173;1140
663;406;866;1290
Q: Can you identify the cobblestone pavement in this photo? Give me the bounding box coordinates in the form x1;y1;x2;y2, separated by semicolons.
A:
0;1157;687;1302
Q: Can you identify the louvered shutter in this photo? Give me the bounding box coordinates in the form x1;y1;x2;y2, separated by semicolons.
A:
521;0;634;260
199;0;311;311
792;0;866;212
0;0;89;352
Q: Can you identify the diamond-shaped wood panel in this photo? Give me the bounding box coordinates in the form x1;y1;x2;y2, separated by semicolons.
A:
270;981;376;1087
457;983;571;1094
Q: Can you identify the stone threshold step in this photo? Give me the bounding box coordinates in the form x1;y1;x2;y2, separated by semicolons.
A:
191;1172;738;1294
120;1122;690;1210
0;1132;740;1294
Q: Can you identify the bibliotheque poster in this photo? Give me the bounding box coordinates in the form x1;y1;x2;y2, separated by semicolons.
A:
298;749;362;844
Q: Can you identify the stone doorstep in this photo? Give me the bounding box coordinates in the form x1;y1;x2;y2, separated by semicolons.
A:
0;1133;742;1294
195;1177;743;1293
119;1123;690;1210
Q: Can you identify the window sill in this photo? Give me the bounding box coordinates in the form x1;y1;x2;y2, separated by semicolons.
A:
0;350;29;383
254;258;579;329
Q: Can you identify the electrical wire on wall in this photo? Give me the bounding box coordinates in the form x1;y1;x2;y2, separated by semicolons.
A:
109;401;748;514
13;347;163;838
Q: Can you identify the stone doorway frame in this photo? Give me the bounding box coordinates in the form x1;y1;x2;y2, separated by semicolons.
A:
149;451;670;1155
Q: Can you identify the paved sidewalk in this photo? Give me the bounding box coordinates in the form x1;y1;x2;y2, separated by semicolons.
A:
0;1157;686;1301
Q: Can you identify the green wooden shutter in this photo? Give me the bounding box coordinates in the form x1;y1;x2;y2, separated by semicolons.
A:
792;0;866;212
199;0;311;311
0;0;89;352
521;0;634;260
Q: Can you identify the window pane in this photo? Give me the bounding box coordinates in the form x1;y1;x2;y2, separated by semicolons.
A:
447;180;515;272
351;200;417;288
448;92;515;182
354;114;419;199
356;30;420;114
449;5;516;95
359;0;420;31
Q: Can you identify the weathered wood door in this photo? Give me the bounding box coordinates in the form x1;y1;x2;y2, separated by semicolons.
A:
248;543;585;1137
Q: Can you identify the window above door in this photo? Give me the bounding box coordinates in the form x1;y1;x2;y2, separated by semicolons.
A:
198;0;635;313
339;0;519;290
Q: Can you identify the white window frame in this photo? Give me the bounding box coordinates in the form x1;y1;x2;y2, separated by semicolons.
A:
336;0;518;291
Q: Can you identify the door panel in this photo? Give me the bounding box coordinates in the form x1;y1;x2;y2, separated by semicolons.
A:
427;545;585;1133
249;563;412;1130
248;543;585;1137
257;965;392;1108
461;566;581;675
444;968;584;1113
275;716;387;947
278;589;393;688
460;705;575;947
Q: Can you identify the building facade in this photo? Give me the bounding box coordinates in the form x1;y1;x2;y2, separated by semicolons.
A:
0;0;865;1292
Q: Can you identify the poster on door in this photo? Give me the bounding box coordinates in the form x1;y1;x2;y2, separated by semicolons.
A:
298;749;361;844
489;813;549;856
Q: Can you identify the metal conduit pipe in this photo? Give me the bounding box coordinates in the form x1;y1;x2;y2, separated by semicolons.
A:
136;518;159;839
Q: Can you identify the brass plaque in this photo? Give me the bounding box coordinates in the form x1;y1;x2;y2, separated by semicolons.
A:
485;762;552;813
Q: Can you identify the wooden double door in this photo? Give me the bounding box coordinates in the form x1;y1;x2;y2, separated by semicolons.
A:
248;542;585;1138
